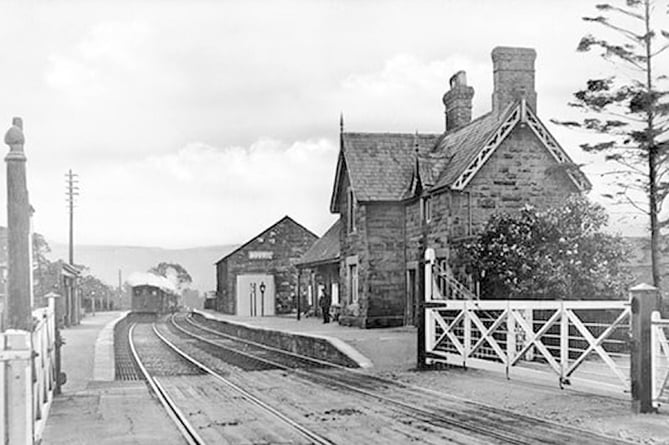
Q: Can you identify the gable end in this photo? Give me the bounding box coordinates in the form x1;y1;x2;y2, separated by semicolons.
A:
451;104;521;190
451;100;590;192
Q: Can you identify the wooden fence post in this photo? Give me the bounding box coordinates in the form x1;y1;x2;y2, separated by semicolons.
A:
630;283;657;413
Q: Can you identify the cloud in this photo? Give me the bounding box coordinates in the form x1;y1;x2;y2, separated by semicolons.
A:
61;137;339;247
336;54;493;132
45;20;153;103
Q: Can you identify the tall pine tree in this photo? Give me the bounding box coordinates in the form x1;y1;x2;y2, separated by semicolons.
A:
557;0;669;295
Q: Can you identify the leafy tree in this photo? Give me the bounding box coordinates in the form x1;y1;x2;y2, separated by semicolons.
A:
467;197;633;300
554;0;669;292
80;274;115;310
148;262;192;290
32;233;60;302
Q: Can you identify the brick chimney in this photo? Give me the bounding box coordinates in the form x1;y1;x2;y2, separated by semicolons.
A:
442;71;474;132
491;47;537;114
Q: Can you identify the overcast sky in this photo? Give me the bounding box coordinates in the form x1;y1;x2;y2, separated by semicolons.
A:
0;0;659;248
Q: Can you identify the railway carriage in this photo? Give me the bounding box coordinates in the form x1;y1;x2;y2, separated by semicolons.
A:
128;272;178;315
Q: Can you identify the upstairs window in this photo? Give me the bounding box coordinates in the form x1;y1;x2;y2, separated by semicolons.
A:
347;187;356;233
421;196;432;224
348;264;358;304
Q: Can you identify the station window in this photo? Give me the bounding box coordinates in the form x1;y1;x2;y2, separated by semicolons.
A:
347;187;356;233
421;196;432;223
348;264;358;304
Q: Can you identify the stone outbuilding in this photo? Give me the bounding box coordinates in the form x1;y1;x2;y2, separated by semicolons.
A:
215;216;317;316
329;46;592;328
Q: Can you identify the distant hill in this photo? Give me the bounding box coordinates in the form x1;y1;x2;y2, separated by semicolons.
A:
46;242;238;292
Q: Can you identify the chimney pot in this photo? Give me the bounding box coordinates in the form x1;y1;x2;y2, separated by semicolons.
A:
442;70;474;132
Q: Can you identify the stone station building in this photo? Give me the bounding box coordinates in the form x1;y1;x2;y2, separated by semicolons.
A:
323;46;591;328
215;216;317;316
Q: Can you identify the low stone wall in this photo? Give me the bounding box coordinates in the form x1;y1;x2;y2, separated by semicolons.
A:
193;310;363;368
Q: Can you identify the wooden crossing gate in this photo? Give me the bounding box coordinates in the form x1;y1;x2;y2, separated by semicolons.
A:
423;248;634;395
652;312;669;407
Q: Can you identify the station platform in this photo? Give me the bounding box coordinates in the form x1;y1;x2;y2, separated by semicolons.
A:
41;312;185;445
194;310;417;370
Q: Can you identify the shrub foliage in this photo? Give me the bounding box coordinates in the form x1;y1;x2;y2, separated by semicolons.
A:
466;196;633;300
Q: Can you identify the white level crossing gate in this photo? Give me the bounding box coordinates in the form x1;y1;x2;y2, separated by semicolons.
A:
425;299;631;393
652;312;669;406
423;248;633;395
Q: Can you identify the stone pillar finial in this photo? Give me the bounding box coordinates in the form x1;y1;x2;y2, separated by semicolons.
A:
5;117;26;159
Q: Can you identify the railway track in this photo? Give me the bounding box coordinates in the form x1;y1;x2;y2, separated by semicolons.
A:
161;312;635;445
128;321;334;445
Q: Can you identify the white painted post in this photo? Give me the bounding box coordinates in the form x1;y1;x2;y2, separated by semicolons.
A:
524;309;535;361
424;248;435;359
506;300;515;379
424;248;435;303
0;333;5;443
463;300;471;368
560;302;569;386
651;310;660;408
3;330;33;445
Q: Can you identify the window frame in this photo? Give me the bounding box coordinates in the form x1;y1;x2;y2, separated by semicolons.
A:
347;187;356;234
421;195;433;224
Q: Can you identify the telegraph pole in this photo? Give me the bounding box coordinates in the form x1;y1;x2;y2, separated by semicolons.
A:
65;169;79;265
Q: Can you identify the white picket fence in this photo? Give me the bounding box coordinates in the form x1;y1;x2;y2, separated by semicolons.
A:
0;297;58;444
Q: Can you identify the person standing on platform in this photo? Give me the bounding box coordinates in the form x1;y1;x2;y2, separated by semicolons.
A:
319;288;331;324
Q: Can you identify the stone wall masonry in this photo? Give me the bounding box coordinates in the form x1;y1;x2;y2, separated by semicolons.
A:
405;192;454;265
364;203;406;328
217;218;317;315
338;174;369;327
450;125;579;238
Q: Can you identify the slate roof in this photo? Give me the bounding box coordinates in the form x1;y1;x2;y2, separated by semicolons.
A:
295;219;341;267
430;111;502;189
341;133;440;202
331;101;587;210
333;113;502;208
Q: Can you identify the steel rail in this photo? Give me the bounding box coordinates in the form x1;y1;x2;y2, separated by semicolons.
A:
151;322;335;445
172;315;535;445
177;313;636;445
128;323;205;445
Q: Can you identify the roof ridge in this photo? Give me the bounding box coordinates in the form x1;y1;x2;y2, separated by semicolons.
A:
215;216;317;264
343;131;441;137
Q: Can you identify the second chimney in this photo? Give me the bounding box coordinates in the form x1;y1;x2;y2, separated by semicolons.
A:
491;46;537;114
442;70;474;132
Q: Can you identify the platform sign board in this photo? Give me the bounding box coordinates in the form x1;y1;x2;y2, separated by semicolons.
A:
248;251;273;260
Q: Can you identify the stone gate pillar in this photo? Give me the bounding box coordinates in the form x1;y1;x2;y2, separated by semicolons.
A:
4;117;31;331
